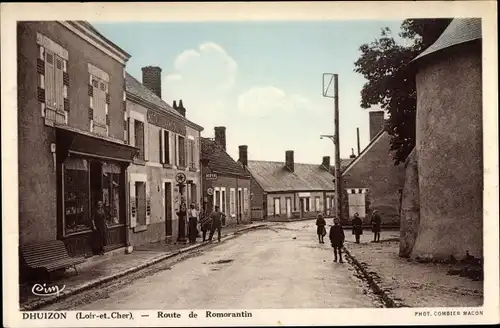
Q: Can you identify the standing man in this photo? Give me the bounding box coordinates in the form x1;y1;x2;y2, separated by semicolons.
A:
352;212;363;244
371;210;382;242
209;205;224;242
200;210;212;242
329;218;345;263
187;203;199;244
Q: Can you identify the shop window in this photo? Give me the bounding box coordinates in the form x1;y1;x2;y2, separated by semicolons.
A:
102;163;123;227
64;158;91;235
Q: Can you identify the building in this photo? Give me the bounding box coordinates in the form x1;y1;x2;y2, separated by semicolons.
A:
125;67;203;247
401;18;483;261
341;111;406;226
18;21;138;257
200;127;251;225
246;150;353;221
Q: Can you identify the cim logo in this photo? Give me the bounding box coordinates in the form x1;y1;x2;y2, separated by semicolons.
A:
32;283;66;297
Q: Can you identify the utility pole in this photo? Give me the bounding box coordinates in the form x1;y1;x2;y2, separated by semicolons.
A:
357;127;361;155
333;74;343;221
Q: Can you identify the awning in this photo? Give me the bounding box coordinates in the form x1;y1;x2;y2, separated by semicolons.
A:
56;126;139;163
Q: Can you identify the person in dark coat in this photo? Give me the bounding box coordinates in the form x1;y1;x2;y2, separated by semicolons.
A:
329;218;345;263
315;212;327;244
371;210;382;242
92;200;108;256
352;212;363;244
209;205;224;242
187;203;199;244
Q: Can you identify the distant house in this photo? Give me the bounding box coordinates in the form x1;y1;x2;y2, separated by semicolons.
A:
200;127;251;225
245;150;352;221
341;111;406;226
126;67;203;247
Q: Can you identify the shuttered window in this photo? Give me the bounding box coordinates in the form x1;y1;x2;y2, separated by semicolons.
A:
91;76;107;126
159;129;171;164
188;139;195;169
243;188;249;214
230;188;236;215
178;135;186;167
44;50;65;112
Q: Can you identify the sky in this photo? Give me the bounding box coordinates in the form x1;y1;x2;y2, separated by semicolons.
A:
92;20;405;163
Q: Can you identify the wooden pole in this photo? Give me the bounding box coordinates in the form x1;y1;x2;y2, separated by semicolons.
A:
333;74;343;221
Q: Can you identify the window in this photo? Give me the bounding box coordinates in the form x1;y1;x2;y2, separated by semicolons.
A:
305;197;310;212
243;188;249;214
63;158;91;235
88;63;109;136
134;120;145;160
274;198;281;216
221;188;227;214
44;51;65;112
188;139;196;170
102;163;123;226
214;189;221;209
173;135;178;166
230;188;236;215
160;129;170;164
315;197;321;212
135;181;147;226
178;135;186;168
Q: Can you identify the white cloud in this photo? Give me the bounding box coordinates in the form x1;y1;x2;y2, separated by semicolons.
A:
237;86;321;118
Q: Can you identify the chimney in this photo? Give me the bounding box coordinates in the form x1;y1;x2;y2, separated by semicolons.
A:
285;150;294;172
322;156;331;171
141;66;162;98
350;148;356;159
238;145;248;167
214;126;226;150
369;111;385;141
356;127;361;155
175;99;186;117
173;100;177;109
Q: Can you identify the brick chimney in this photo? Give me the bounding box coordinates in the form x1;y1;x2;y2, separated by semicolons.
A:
238;145;248;167
285;150;294;172
175;99;186;117
322;156;331;171
141;66;162;98
369;111;385;141
214;127;226;150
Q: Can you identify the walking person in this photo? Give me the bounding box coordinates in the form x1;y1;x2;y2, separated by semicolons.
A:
200;210;212;242
92;200;108;256
209;205;224;242
371;210;382;242
329;218;345;263
352;212;363;244
315;212;327;244
187;203;199;244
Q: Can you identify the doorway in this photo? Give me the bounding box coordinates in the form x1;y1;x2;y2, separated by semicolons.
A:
165;182;172;237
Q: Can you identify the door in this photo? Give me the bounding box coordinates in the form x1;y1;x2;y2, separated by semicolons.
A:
286;198;292;218
299;198;305;218
165;182;172;237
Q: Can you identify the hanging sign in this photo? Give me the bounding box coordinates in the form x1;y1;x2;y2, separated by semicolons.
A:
207;187;214;196
175;172;187;184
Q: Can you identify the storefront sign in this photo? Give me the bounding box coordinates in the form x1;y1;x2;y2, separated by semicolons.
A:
147;111;185;135
206;173;218;180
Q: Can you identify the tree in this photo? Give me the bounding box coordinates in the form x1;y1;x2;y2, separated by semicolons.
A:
354;19;452;165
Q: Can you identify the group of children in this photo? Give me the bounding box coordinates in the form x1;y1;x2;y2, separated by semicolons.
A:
315;211;383;263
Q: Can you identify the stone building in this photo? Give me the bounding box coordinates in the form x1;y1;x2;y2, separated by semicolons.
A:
401;18;483;261
200;127;251;225
341;111;406;226
17;21;137;256
125;67;203;248
246;150;352;221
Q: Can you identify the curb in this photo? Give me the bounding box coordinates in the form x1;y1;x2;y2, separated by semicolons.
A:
343;246;407;308
21;223;267;311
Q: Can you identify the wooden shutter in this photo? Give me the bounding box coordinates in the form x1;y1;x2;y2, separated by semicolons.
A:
160;130;165;163
164;131;170;164
128;118;135;147
130;181;137;228
44;51;56;109
144;123;149;161
54;56;64;112
145;181;151;225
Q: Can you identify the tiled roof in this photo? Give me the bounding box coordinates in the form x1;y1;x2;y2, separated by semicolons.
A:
201;138;250;178
125;73;184;119
413;18;482;62
247;159;353;193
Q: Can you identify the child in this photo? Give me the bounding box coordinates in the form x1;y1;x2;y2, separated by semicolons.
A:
315;212;327;244
329;218;345;263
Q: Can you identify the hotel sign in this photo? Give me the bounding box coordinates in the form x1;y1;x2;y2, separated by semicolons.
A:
206;173;218;180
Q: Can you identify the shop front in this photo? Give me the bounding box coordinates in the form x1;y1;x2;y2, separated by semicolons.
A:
56;127;138;256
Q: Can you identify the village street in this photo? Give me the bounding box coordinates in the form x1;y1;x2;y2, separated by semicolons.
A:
43;221;382;310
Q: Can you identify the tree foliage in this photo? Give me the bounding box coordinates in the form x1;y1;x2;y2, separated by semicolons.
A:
354;19;452;165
